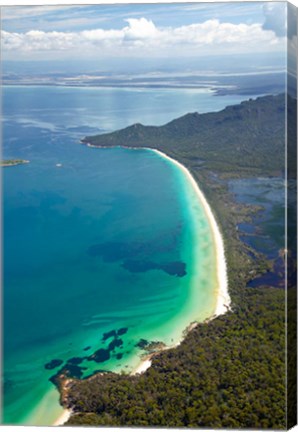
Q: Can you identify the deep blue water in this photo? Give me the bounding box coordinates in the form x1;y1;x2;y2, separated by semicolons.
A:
2;85;266;425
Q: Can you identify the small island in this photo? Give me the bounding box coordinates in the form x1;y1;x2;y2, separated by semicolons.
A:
1;159;30;167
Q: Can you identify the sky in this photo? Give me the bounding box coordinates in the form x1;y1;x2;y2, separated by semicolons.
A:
1;2;289;64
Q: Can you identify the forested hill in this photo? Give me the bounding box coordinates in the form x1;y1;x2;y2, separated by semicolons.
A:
82;93;293;175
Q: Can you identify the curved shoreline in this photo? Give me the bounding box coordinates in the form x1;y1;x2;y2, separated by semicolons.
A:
54;144;231;426
85;143;230;316
150;149;230;318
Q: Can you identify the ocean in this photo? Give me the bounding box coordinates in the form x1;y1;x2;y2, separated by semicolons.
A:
2;85;261;425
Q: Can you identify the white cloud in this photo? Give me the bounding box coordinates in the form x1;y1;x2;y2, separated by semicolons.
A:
1;17;284;60
168;20;277;46
124;18;158;40
262;3;286;37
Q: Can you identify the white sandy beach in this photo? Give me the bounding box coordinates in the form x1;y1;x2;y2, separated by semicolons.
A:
53;408;72;426
151;149;231;318
116;148;231;385
133;358;153;375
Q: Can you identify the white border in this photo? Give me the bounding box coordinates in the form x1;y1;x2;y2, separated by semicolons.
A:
0;0;297;432
0;0;297;6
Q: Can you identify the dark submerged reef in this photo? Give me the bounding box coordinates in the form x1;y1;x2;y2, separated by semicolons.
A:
47;329;128;386
44;359;63;370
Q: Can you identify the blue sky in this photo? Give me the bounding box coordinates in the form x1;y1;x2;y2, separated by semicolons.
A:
2;3;270;32
1;2;288;64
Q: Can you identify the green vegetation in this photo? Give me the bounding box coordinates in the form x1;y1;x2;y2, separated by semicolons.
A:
1;159;29;167
83;94;293;177
60;94;295;429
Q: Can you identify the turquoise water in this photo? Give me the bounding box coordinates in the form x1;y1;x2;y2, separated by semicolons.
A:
2;85;259;425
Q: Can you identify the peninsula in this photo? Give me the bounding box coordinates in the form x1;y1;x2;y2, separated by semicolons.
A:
57;94;295;429
82;93;290;176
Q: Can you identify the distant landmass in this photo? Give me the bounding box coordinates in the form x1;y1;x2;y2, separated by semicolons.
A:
2;69;285;97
